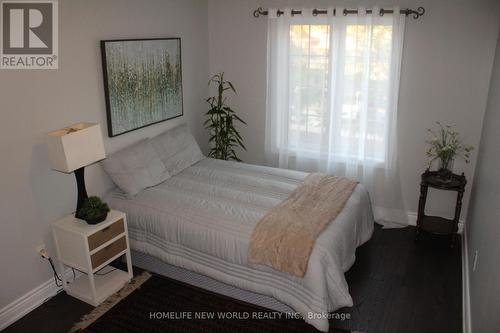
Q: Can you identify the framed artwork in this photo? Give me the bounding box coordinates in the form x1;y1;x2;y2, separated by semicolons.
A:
101;38;183;137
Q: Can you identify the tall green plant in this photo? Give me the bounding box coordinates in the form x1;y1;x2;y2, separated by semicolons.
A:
205;73;246;161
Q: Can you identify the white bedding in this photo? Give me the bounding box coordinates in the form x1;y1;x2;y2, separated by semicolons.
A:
105;158;374;331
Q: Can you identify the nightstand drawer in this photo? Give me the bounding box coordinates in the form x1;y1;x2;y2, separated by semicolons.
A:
90;236;127;269
88;219;125;251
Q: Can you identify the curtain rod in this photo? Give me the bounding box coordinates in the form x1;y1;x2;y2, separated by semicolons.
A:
253;7;425;20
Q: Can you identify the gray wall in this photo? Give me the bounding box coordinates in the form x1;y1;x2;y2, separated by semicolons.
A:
207;0;500;220
0;0;209;308
466;29;500;333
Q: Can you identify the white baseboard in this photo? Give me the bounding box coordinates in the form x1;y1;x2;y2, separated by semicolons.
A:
462;227;472;333
0;269;78;331
407;212;418;226
407;212;464;234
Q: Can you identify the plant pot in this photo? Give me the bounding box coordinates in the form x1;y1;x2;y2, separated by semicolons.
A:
436;157;454;182
84;211;108;225
437;168;453;183
439;157;454;173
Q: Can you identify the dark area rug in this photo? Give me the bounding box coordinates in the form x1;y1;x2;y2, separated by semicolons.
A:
73;271;351;333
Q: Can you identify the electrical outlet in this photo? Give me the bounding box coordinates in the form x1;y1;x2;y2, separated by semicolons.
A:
472;250;479;272
35;244;46;256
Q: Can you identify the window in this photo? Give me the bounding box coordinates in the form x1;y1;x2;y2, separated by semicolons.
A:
265;8;407;225
288;24;330;154
285;22;393;163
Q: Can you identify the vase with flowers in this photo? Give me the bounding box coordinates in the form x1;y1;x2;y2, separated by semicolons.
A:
425;122;473;180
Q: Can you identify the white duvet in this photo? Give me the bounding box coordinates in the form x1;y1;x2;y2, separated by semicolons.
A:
105;158;374;331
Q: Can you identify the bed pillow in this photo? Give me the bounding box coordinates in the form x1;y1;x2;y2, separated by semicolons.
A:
101;139;170;197
151;123;205;176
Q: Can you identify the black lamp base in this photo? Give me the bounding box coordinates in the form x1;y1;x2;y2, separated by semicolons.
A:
74;167;88;219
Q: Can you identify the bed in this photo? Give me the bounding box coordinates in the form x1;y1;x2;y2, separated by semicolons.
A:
104;154;374;332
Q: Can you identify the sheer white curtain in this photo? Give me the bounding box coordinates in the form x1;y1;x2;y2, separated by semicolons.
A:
265;7;408;224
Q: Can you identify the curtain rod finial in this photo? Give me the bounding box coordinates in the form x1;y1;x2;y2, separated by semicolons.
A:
253;7;264;17
407;6;425;19
415;7;426;19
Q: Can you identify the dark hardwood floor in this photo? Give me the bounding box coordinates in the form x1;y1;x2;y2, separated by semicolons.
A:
4;224;462;333
333;225;462;333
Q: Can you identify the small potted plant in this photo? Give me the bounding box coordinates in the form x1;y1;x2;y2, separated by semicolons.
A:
425;122;473;179
77;196;110;224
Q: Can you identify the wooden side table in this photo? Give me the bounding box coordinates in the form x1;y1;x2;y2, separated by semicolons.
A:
415;170;466;248
52;210;133;306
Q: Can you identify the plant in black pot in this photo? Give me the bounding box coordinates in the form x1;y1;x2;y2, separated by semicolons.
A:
77;196;110;224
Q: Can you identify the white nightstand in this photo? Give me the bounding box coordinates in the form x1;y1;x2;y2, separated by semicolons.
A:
52;210;133;306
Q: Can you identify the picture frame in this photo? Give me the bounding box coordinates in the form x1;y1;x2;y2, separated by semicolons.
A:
100;38;184;137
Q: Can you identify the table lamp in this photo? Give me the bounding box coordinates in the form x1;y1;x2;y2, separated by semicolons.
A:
47;123;106;219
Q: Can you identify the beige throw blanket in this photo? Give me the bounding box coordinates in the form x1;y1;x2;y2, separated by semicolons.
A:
248;173;358;277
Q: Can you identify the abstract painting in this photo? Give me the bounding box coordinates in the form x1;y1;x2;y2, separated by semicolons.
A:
101;38;183;137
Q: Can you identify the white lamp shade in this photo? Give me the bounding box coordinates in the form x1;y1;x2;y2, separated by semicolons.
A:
47;122;106;173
